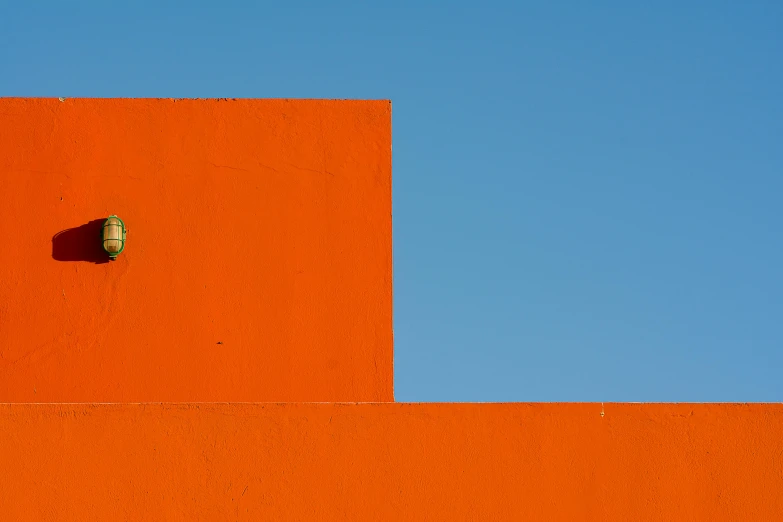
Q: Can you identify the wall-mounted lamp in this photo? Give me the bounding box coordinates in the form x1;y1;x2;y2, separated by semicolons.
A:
102;215;126;259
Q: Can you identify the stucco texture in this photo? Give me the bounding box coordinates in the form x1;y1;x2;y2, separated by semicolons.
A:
1;403;781;520
2;99;780;520
0;98;393;402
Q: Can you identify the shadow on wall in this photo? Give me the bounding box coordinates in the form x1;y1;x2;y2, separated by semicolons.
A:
52;219;111;264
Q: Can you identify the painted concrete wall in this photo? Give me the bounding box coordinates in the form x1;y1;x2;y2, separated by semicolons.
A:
1;403;782;520
2;99;781;519
0;98;393;402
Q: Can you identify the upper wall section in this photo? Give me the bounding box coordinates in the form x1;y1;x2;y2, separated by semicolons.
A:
0;98;393;402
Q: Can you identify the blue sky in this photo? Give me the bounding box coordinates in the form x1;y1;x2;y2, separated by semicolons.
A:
1;2;781;401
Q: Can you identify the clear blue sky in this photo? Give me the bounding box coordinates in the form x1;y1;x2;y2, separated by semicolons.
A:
2;3;781;402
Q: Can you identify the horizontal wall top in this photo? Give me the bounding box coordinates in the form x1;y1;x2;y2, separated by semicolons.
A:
1;403;781;520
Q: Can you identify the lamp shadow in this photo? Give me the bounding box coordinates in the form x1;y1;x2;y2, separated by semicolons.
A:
52;219;111;264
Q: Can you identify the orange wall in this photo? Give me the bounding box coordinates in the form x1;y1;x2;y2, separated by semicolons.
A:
0;98;393;402
1;403;781;520
3;99;779;520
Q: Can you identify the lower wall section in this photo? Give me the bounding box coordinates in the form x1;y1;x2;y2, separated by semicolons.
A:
1;403;781;520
